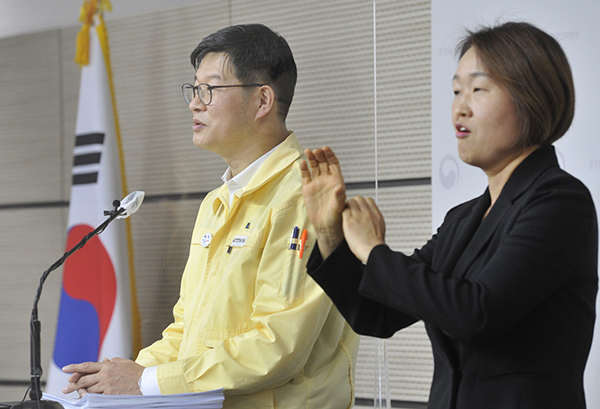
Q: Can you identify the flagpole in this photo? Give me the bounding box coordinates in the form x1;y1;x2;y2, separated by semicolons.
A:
96;7;142;359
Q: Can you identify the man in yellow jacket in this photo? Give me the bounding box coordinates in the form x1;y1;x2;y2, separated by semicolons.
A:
62;23;359;408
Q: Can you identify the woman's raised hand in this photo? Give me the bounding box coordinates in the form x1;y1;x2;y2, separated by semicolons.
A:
300;147;346;258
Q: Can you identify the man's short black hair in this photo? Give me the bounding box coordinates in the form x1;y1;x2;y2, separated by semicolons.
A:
191;24;297;119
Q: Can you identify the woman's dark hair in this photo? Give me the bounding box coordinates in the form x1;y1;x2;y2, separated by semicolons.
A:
456;21;575;146
191;24;297;119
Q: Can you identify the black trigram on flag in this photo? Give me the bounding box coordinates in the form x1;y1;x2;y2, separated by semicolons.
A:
72;132;105;185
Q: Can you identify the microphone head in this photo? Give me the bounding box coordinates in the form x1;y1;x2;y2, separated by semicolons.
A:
117;191;145;219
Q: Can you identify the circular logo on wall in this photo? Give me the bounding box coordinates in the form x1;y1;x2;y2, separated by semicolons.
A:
439;154;460;190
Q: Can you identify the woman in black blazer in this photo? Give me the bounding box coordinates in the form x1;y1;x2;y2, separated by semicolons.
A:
300;22;597;409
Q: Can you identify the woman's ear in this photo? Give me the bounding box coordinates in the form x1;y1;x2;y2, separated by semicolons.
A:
255;85;276;120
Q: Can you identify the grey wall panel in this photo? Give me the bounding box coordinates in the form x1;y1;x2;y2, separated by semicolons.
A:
233;0;378;183
108;2;231;195
0;208;66;381
0;31;63;205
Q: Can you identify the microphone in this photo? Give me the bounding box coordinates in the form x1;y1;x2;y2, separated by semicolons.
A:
116;191;145;219
4;192;145;409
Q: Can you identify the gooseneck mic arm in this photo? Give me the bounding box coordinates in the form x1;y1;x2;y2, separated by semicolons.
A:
30;201;125;403
11;191;145;409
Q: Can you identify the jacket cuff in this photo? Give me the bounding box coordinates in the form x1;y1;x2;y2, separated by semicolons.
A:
156;359;192;394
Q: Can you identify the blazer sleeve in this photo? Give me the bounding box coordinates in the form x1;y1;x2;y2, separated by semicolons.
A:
307;240;419;337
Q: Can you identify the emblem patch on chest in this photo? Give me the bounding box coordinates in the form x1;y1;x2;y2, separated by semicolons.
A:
201;233;213;247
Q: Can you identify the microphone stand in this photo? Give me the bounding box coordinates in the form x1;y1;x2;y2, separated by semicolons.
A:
7;200;126;409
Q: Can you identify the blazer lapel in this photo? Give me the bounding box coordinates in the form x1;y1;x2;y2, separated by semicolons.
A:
450;145;559;280
451;191;511;279
436;192;490;277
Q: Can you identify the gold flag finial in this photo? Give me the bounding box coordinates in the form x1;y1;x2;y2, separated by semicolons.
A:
74;0;112;67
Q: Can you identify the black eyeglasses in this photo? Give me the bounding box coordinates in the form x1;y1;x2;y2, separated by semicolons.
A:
181;83;264;105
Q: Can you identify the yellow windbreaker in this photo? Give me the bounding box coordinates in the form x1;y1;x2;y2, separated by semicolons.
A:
136;133;360;408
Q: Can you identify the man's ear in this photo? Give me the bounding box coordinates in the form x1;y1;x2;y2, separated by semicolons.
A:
255;85;276;120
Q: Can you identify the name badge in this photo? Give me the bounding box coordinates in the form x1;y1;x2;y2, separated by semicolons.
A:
201;233;213;247
231;235;248;247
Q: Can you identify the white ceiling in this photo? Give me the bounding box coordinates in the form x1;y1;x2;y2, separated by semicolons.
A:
0;0;202;39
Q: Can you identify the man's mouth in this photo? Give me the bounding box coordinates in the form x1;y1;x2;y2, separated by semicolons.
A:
193;119;205;131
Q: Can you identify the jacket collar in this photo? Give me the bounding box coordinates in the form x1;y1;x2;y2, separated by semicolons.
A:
212;132;302;214
493;144;558;204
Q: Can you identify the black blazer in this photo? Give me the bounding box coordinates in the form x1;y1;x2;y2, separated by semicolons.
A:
308;145;598;409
